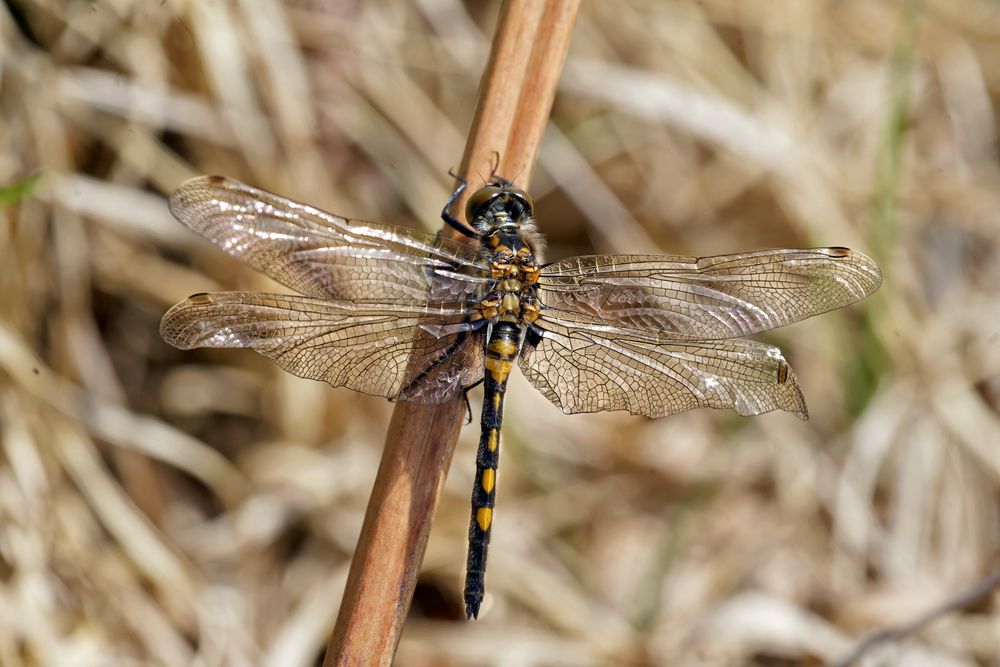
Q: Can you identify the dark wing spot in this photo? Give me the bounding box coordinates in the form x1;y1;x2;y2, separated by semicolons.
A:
777;360;790;384
188;293;214;305
825;247;851;258
205;174;226;184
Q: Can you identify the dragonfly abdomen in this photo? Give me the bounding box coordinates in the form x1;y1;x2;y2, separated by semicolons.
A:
464;320;520;619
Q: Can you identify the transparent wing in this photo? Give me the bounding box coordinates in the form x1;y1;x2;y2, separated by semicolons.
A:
519;318;807;419
169;176;491;303
160;292;485;403
537;247;881;340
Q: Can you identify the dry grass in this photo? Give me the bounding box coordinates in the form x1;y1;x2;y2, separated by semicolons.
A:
2;1;1000;665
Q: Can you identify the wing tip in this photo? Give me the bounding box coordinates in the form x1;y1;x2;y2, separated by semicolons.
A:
778;358;809;420
180;174;229;188
159;293;217;350
732;396;809;420
819;246;884;297
789;392;810;420
168;174;234;215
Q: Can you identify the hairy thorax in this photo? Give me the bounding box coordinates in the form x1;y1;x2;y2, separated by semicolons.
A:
478;229;541;327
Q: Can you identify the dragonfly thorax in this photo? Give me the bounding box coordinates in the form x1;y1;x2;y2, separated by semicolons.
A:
478;249;541;326
462;182;543;329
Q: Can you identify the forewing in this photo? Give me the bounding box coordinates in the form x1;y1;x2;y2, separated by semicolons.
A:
160;292;484;403
519;319;807;419
169;176;490;303
538;247;881;339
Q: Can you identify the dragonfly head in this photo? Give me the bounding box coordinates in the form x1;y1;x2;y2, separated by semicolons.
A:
465;183;534;234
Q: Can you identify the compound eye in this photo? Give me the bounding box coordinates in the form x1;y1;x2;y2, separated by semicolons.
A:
465;185;504;223
507;187;533;212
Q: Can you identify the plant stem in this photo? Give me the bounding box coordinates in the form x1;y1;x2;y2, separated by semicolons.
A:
322;1;580;664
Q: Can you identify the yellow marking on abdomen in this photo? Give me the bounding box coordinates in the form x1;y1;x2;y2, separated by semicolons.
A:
476;507;493;531
481;469;495;494
487;429;498;452
488;338;517;357
492;393;501;411
486;358;512;382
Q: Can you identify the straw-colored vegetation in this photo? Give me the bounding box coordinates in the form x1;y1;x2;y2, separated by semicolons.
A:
2;1;999;665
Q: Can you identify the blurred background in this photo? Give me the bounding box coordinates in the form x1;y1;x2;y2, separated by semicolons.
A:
2;0;999;665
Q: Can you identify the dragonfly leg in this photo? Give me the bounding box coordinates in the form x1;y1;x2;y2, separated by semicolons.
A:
488;151;514;187
442;171;476;238
462;378;485;424
395;322;482;402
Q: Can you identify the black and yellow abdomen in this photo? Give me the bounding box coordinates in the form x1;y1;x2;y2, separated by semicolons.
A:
464;320;521;619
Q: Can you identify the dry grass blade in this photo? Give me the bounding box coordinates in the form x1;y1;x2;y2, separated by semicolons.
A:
829;563;1000;667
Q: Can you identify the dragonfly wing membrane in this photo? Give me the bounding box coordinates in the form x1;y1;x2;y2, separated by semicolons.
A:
169;176;490;303
519;319;807;419
160;292;484;404
538;247;881;340
159;174;885;622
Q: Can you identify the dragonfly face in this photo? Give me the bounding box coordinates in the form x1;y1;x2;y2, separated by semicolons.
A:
160;175;882;619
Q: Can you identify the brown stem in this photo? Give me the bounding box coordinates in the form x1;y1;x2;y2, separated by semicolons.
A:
322;1;580;665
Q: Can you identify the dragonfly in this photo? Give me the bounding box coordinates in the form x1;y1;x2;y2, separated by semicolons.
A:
160;174;882;619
